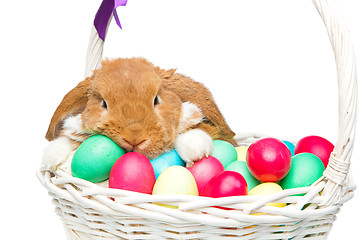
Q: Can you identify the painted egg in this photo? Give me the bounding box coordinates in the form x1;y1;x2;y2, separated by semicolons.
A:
152;166;198;208
187;156;225;193
248;183;286;208
225;161;260;191
109;152;155;194
283;141;295;156
247;138;291;182
150;150;185;180
200;171;247;198
295;135;334;168
71;135;125;183
235;146;248;162
211;140;238;168
279;153;325;191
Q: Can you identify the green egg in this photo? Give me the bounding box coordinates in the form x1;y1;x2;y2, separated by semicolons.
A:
211;140;238;168
279;153;325;192
71;135;126;183
226;161;261;191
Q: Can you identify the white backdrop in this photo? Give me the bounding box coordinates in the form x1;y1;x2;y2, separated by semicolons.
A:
0;0;359;239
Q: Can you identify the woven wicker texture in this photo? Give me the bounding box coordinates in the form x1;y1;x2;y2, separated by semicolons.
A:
38;0;357;239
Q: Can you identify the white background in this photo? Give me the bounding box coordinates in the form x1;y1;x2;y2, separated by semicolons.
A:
1;0;359;239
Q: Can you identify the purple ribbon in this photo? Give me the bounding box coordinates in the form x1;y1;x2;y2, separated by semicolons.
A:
94;0;128;41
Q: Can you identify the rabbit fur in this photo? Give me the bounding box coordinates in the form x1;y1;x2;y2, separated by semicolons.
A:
42;58;235;170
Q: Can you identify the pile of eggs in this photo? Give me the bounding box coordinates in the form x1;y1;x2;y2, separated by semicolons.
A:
71;135;334;208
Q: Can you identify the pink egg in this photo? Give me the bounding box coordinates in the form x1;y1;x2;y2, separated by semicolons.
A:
247;138;291;182
187;156;225;193
200;171;248;198
295;135;334;168
109;152;155;194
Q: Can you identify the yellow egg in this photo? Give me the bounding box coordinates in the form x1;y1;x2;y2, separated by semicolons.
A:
152;166;199;208
235;146;248;162
248;183;286;213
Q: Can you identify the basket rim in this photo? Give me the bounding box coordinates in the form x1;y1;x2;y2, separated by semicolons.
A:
37;167;355;227
37;131;357;227
37;131;356;225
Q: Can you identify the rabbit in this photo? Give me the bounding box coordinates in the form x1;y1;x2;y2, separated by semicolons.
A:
42;58;236;171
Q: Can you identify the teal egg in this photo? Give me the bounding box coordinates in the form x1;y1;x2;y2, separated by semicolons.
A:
279;153;325;192
283;140;295;156
211;140;238;168
150;150;185;180
225;161;261;191
71;135;126;183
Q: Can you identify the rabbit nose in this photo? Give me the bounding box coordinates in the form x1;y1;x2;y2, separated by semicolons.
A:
123;138;147;151
122;122;147;151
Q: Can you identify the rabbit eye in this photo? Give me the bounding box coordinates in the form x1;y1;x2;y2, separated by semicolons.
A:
101;99;108;110
154;96;160;106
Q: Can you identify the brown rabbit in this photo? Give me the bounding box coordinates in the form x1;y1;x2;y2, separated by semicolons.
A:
42;58;235;170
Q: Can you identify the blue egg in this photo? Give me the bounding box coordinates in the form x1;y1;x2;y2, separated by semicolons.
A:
150;150;185;179
283;140;295;156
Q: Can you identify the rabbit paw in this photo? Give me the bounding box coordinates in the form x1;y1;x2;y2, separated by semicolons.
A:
41;136;76;171
175;129;213;167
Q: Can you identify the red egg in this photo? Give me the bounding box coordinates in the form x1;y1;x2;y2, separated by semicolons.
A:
109;152;155;194
247;138;291;182
200;171;248;198
187;156;225;193
295;135;334;168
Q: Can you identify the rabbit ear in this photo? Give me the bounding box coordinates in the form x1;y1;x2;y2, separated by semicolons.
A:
159;69;235;142
45;77;91;141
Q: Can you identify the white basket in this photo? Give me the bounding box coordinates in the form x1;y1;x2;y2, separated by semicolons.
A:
37;0;357;239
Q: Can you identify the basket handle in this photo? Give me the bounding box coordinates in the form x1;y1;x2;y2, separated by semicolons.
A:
85;0;127;76
311;0;357;206
85;0;357;205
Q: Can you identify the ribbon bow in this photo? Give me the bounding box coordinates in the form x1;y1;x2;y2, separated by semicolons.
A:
94;0;128;41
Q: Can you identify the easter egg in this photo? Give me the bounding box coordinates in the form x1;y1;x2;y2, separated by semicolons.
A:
150;150;185;179
211;140;238;168
247;138;291;182
200;171;247;198
295;135;334;168
235;146;248;162
225;161;260;191
152;166;198;208
248;183;286;208
71;135;125;183
279;153;325;191
109;152;155;194
187;156;225;193
283;141;295;156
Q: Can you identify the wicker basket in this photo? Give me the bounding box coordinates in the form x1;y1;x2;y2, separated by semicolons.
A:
37;0;357;239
